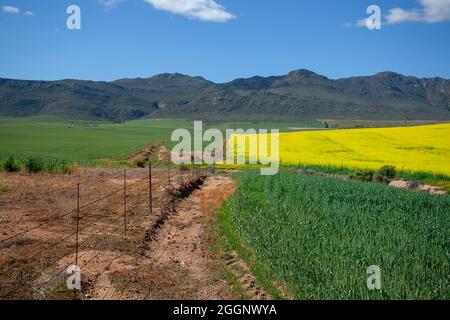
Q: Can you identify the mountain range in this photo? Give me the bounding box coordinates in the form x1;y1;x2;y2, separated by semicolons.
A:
1;69;449;122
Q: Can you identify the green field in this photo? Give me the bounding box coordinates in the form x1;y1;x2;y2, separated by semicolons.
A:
0;116;322;165
210;120;324;132
3;116;447;165
219;171;450;299
0;116;193;164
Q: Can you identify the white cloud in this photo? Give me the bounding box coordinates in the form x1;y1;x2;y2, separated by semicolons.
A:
144;0;235;22
344;19;369;28
25;11;34;16
422;0;450;21
354;0;450;27
386;0;450;24
385;8;422;24
2;6;20;14
357;18;368;27
99;0;124;10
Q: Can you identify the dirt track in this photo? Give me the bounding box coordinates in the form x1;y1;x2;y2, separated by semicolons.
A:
95;175;237;300
142;176;235;299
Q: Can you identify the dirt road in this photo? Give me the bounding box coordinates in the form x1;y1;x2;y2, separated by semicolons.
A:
96;176;236;300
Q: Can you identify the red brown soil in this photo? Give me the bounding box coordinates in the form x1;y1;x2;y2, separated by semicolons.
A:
0;167;178;299
0;169;267;300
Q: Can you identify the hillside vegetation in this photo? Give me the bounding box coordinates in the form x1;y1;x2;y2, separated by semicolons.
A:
1;70;450;122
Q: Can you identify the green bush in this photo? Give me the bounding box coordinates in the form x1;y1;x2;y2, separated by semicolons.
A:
45;158;59;172
373;173;390;184
349;169;374;182
134;159;146;168
1;153;74;174
378;165;397;179
4;156;21;172
48;159;74;174
25;157;45;173
60;162;75;174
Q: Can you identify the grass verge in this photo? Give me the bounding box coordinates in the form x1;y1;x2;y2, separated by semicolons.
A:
281;164;450;192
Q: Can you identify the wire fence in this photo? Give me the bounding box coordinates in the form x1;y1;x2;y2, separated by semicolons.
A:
0;161;207;300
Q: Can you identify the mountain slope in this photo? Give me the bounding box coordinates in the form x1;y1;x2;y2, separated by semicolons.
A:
1;70;449;122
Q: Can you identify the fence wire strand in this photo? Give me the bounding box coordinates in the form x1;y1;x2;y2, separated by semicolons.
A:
0;165;198;299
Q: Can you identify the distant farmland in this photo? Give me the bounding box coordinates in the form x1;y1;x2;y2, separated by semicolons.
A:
0;116;318;166
0;117;191;164
2;117;450;177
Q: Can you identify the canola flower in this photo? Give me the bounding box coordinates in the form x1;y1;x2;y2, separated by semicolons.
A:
229;123;450;176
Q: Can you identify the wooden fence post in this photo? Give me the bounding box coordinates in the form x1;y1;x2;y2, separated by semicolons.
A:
148;162;153;215
123;170;127;240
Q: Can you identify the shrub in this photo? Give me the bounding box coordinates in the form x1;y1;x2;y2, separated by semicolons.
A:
45;158;59;172
4;156;21;172
1;154;74;174
134;159;146;168
60;162;75;174
46;159;74;174
25;157;45;173
349;169;374;182
373;173;390;184
378;165;397;179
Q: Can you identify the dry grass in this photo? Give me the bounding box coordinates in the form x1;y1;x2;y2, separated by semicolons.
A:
0;182;9;192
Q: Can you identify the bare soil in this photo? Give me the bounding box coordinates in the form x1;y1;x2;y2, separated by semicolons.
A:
389;180;447;195
112;176;238;300
0;167;180;299
0;168;266;300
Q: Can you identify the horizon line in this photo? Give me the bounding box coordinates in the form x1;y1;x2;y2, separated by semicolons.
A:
1;69;449;84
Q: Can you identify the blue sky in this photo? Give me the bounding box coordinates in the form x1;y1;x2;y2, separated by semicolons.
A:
0;0;449;82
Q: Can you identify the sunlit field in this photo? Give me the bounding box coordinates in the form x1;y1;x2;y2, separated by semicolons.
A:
219;172;450;299
0;116;191;164
231;124;450;176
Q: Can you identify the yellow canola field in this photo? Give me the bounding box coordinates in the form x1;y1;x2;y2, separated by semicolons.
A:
231;123;450;175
